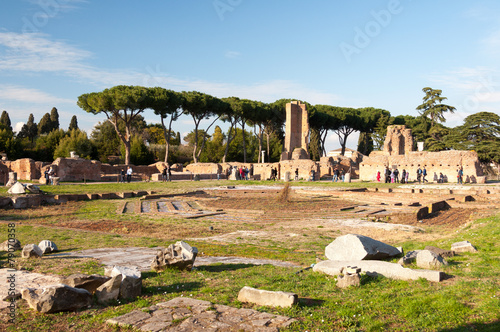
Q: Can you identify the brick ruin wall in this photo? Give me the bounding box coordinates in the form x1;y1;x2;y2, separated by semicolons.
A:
359;150;485;183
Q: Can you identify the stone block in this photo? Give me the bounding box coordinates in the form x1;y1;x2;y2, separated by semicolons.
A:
151;241;198;271
237;286;297;308
22;244;43;258
451;241;478;253
336;273;361;288
22;284;92;313
96;274;122;303
0;239;21;251
416;250;448;269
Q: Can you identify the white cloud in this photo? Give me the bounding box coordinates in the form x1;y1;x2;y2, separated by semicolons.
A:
0;84;74;104
13;121;24;134
0;32;340;106
225;51;241;58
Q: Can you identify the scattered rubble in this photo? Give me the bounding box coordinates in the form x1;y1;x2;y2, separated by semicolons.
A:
314;260;444;282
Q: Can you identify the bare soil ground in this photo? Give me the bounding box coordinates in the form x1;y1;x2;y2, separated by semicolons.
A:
6;188;498;248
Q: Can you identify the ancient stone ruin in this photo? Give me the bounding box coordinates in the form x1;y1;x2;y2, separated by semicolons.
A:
360;125;485;183
281;101;310;161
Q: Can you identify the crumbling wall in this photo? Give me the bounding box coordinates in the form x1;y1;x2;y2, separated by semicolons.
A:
50;158;102;182
383;125;413;156
3;158;39;180
359;150;484;183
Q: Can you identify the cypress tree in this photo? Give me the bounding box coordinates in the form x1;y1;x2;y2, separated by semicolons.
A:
69;115;78;131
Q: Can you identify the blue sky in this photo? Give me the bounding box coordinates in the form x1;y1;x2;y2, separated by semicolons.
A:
1;0;499;152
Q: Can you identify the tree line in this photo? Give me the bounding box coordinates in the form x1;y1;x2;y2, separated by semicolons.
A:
1;86;498;166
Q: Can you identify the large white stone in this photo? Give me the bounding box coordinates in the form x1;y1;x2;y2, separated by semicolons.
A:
325;234;401;261
313;260;444;282
451;241;478;253
7;182;25;194
38;240;58;254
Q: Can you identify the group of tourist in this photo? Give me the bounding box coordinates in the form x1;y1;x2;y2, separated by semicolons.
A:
44;166;56;185
376;166;465;184
332;167;345;182
119;166;134;183
230;165;252;180
377;167;409;184
161;166;172;182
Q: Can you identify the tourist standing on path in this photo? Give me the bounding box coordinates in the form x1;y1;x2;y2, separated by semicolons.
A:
167;165;172;181
422;167;428;183
376;170;381;182
385;167;391;183
44;168;51;185
457;168;463;184
126;166;132;183
394;168;399;183
217;168;221;180
405;170;409;183
340;168;345;182
294;168;299;181
120;169;126;183
162;167;167;182
401;169;406;184
390;169;395;183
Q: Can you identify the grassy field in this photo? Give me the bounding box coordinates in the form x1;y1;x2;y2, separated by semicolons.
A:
0;180;499;331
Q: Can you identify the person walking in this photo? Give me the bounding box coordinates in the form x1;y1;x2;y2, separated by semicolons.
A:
376;170;381;182
422;167;428;183
416;167;422;184
332;167;339;182
401;169;406;184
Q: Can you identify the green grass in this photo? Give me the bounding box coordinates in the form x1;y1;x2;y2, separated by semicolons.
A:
0;183;499;331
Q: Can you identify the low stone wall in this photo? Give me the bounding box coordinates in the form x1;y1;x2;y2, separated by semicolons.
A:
185;163;221;174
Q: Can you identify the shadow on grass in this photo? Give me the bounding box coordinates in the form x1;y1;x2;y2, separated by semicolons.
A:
196;263;259;272
142;281;203;296
438;320;500;332
298;298;325;308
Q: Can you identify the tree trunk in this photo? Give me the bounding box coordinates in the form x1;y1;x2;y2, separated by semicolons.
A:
242;122;247;163
222;125;235;163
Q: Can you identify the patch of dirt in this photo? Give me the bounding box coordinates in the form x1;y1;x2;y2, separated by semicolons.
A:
390;208;477;227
